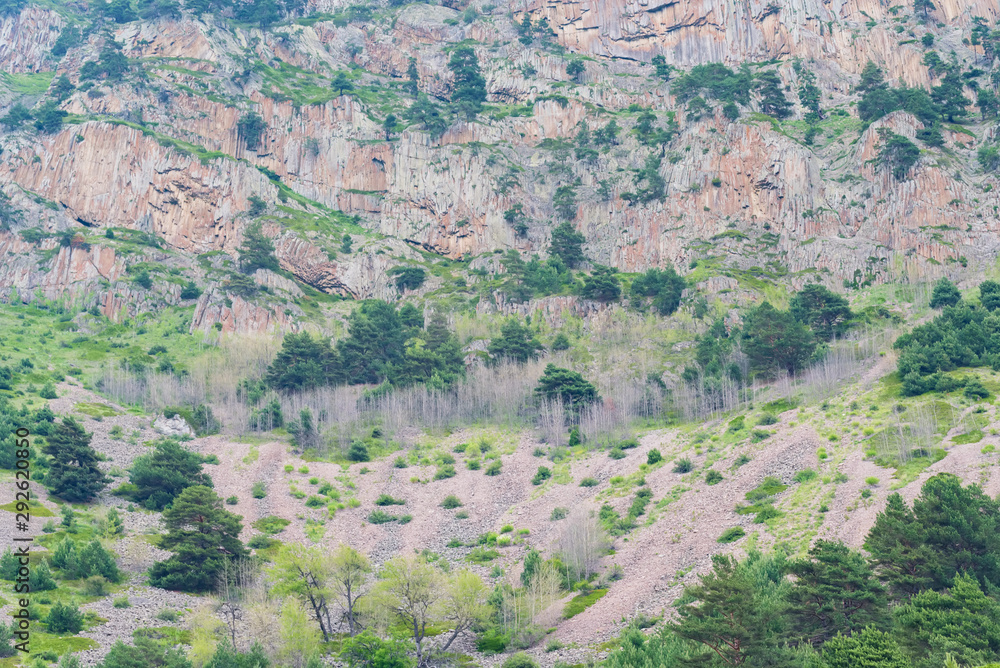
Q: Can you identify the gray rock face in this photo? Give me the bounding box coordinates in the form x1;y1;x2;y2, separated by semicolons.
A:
152;414;194;437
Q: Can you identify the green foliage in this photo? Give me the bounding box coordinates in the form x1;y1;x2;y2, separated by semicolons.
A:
671;63;752;107
672;457;693;473
46;602;83;634
406;95;448;138
823;626;909;668
33;100;67;134
79;41;129;82
500;653;538;668
929;277;962;308
375;494;406;506
44;418;109;502
125;438;212;510
705;470;724;485
388;266;426;292
149;486;247;592
581;266;621;302
630;266;686;315
534;364;599;414
266;333;342;392
499;250;574;303
647;449;663;465
0;103;31;131
237;112;267;151
892;284;1000;395
876;129;920;180
101;637;192;668
253;515;290;534
741;302;817;378
717;527;745;543
893;572;1000;668
531;466;552;485
864;473;1000;597
448;46;487;119
548;221;586;268
340;630;414;668
790;284;854;341
238;221;278;273
785;541;889;645
672;551;790;666
51;538;122;582
563;589;607;619
755;69;793;118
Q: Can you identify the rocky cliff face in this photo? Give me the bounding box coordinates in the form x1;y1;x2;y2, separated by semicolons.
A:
0;0;996;331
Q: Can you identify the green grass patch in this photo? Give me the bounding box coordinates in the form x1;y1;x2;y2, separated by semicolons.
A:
952;429;983;444
1;71;55;95
252;516;291;534
0;501;54;517
563;589;607;619
74;402;118;418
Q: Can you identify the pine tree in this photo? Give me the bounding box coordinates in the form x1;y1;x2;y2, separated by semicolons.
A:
43;418;109;502
755;70;793;118
672;553;789;666
405;57;420;96
534;364;599;413
789;284;854;341
448;46;487;119
893;572;1000;668
149;486;247;592
237;221;278;274
487;319;544;366
128;439;213;510
823;627;909;668
740;302;817;377
785;540;889;645
548;221;586;268
265;332;343;391
406;95;448;138
929;277;961;308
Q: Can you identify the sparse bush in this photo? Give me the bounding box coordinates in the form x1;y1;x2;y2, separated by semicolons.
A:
579;477;598;487
532;466;552;485
865;476;879;486
550;507;568;520
718;527;745;543
455;510;469;519
672;458;693;473
647;449;663;465
393;457;408;468
609;447;626;459
347;442;370;462
112;596;130;608
435;465;457;480
705;470;724;485
368;510;397;524
441;495;463;509
794;469;817;483
46;602;84;633
757;413;778;425
376;494;406;506
156;608;179;622
485;460;502;476
251;482;266;499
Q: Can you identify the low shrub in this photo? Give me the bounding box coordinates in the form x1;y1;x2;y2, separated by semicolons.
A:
647;449;663;465
531;467;552;485
718;527;745;543
441;495;463;509
375;494;406;506
550;507;568;520
672;458;693;473
579;477;598;487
